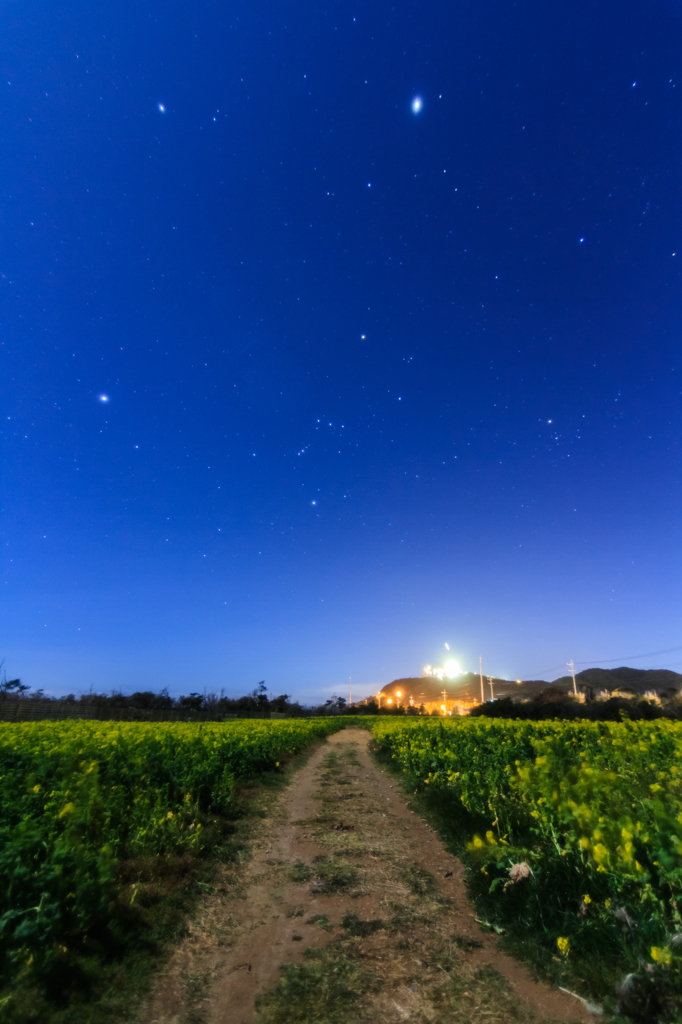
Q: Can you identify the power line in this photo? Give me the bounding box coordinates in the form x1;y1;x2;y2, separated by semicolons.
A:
574;645;682;665
528;645;682;680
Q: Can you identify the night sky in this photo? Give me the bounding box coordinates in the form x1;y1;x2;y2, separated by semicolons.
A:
2;0;681;702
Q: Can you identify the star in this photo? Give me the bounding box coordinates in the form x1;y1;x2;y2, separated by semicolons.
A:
411;96;423;113
158;103;165;113
98;394;109;403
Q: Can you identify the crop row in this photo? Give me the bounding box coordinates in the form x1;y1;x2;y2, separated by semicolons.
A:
0;718;343;998
370;717;682;1016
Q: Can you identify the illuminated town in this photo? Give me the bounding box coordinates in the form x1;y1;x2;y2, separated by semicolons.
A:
357;655;556;714
365;658;480;715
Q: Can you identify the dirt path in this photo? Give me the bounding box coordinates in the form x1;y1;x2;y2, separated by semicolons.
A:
143;729;593;1024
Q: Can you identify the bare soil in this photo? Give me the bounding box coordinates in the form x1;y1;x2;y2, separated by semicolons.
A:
140;729;593;1024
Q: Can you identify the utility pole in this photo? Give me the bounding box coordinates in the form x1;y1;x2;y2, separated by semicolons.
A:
488;675;494;701
479;656;485;704
567;660;577;697
349;676;352;706
441;688;448;714
376;691;383;708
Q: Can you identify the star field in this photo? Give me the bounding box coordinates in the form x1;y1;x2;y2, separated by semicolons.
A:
1;0;681;700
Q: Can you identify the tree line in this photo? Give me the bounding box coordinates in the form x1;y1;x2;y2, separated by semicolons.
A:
0;675;392;717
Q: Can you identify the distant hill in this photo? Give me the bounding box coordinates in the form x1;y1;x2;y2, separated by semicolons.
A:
378;667;682;706
552;667;682;697
379;673;550;705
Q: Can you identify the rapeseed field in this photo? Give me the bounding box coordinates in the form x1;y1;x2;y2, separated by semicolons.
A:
0;718;342;1014
371;717;682;1019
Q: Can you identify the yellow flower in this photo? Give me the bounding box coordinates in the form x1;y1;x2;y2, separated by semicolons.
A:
583;894;592;905
557;936;570;956
592;843;609;866
167;811;173;819
58;802;75;818
651;946;672;965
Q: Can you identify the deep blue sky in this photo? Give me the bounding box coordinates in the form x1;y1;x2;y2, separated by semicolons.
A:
1;0;680;702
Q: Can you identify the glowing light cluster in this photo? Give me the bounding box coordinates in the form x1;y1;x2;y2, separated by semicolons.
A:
423;659;461;680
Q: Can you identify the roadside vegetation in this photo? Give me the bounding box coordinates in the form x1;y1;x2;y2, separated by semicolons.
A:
370;717;682;1022
0;718;343;1022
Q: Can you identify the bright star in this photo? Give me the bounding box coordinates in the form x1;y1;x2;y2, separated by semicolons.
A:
98;394;109;403
411;96;423;113
158;103;165;113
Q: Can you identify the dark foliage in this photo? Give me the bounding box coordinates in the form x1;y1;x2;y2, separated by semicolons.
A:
0;677;309;718
469;694;681;721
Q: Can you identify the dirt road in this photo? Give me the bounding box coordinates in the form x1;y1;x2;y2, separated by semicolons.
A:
143;729;592;1024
